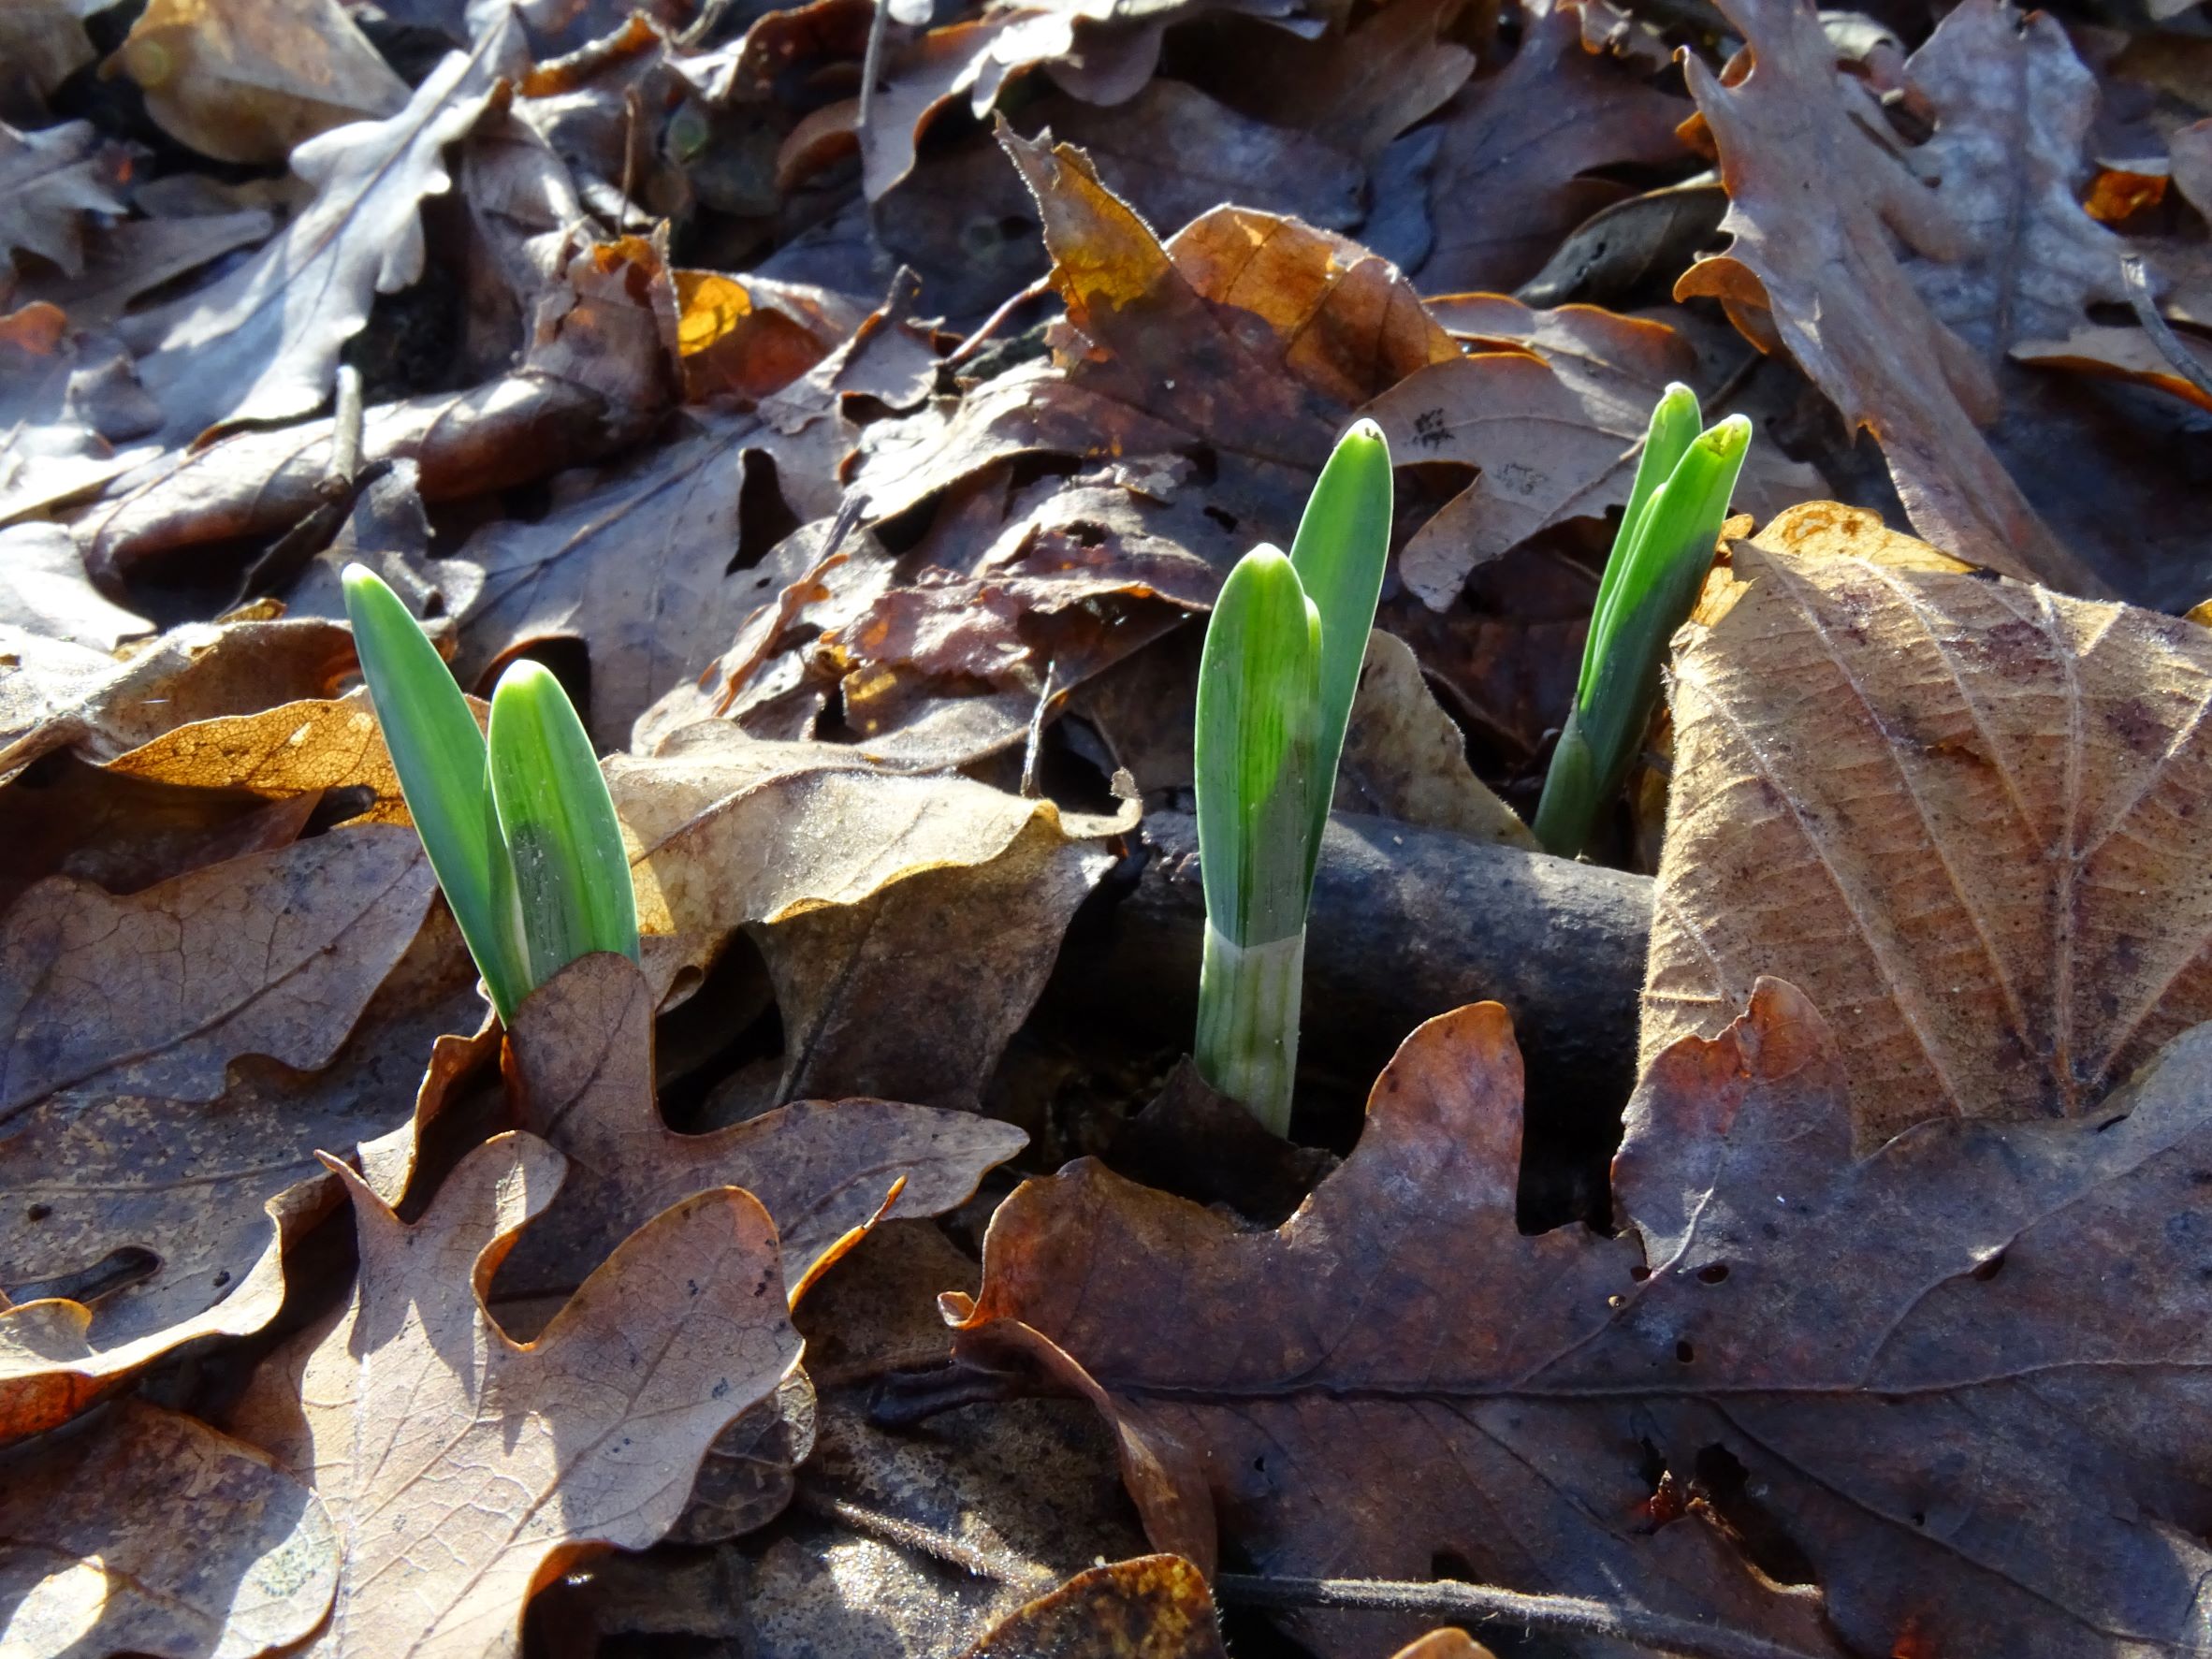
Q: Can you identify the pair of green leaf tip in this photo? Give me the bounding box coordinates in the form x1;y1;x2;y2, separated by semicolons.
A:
342;563;637;1025
1535;385;1753;861
1194;418;1392;1134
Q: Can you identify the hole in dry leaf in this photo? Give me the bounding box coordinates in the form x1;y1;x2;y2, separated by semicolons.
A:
1971;1252;2006;1282
1695;1262;1730;1284
1674;1339;1695;1363
1692;1445;1818;1586
24;1203;51;1222
1203;504;1240;532
1629;1263;1651;1281
734;448;801;574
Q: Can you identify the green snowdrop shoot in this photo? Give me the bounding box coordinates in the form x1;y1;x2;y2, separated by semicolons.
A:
1194;420;1392;1136
1534;386;1752;860
342;565;637;1023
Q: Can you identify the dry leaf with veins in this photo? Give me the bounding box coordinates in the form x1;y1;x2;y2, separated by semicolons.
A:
1645;532;2212;1143
952;982;2212;1658
227;1131;802;1659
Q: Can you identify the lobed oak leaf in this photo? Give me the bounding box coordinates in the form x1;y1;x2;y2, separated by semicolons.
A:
0;1399;340;1659
490;951;1026;1316
0;119;125;277
1678;0;2126;595
227;1130;803;1659
123;16;526;443
1644;531;2212;1143
953;978;2212;1656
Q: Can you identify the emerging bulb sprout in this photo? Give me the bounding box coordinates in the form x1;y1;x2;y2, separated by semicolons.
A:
1535;386;1752;861
1193;421;1392;1136
342;565;638;1023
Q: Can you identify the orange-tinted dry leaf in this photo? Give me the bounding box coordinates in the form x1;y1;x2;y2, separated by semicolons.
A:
124;19;523;441
959;1555;1227;1659
490;952;1025;1314
956;981;2212;1656
1364;296;1819;608
0;826;434;1119
104;691;406;822
110;0;408;166
1679;0;2115;595
0;1399;340;1659
1386;1636;1495;1659
0;615;357;781
2009;323;2212;413
673;269;858;401
228;1131;802;1659
83;232;678;582
1645;543;2212;1142
1421;0;1687;292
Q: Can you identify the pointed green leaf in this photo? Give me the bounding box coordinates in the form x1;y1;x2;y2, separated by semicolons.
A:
1288;417;1394;873
488;659;640;988
342;563;530;1021
1579;382;1701;712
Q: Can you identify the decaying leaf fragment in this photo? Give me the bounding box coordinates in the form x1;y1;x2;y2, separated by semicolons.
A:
0;1399;339;1658
491;952;1026;1315
958;1555;1228;1659
953;982;2212;1658
228;1131;803;1659
1646;536;2212;1143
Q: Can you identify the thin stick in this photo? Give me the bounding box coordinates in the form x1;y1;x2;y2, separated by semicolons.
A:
1020;657;1058;798
856;0;894;210
1213;1573;1829;1659
320;365;364;502
793;1484;1055;1593
2120;255;2212;406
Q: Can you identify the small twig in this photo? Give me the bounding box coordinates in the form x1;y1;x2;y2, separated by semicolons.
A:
1020;658;1059;798
1213;1573;1829;1659
793;1482;1055;1593
1701;347;1765;420
319;364;364;502
949;274;1055;370
856;0;894;223
2120;255;2212;406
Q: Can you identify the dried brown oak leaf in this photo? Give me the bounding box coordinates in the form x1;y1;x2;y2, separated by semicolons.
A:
0;301;161;521
123;17;523;442
0;1399;339;1659
227;1130;802;1659
852;126;1452;544
1422;0;1689;293
947;998;1847;1657
1218;0;1474;165
1366;294;1820;608
0;519;150;651
955;980;2212;1657
1644;534;2212;1144
958;1555;1228;1659
1678;0;2114;596
84;232;678;581
490;951;1025;1315
109;0;408;166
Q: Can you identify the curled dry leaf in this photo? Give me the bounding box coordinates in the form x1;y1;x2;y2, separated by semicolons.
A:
83;233;679;582
1644;532;2212;1143
1335;629;1534;847
955;977;2212;1657
1679;0;2122;596
0;1399;339;1659
124;17;525;442
0;302;161;521
1420;0;1687;292
1364;294;1820;608
227;1131;804;1659
111;0;409;166
490;951;1026;1317
958;1555;1228;1659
